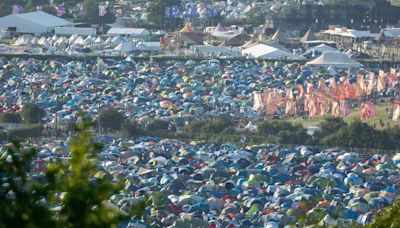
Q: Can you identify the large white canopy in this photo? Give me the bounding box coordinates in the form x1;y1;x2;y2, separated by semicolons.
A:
211;29;241;40
242;43;303;60
305;51;362;68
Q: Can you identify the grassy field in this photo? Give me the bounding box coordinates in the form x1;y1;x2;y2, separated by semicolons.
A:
288;103;400;129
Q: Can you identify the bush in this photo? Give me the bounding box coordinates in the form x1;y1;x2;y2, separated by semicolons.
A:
321;120;393;149
122;119;146;136
146;119;171;132
99;109;126;132
7;124;43;140
0;112;22;123
257;121;303;136
20;103;46;124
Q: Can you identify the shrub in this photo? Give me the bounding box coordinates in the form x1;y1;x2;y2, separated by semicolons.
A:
98;109;126;132
7;124;43;140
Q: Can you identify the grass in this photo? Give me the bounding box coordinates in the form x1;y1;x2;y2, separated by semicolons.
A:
288;103;400;129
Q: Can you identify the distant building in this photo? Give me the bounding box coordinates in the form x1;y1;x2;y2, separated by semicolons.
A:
0;11;71;36
320;27;378;44
106;28;150;37
55;27;97;36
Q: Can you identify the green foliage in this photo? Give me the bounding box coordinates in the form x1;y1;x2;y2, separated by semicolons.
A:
315;117;347;139
121;119;145;136
98;108;126;132
321;120;395;149
49;116;124;227
7;124;43;140
0;142;56;228
0;115;128;228
245;6;266;24
24;0;34;12
257;120;303;137
81;0;98;24
20;103;46;124
185;116;233;134
146;0;182;29
146;119;171;132
0;112;22;123
367;198;400;228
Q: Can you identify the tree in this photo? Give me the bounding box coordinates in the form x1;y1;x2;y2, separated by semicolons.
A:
48;116;124;227
98;109;126;132
24;0;35;12
121;119;145;136
367;198;400;227
0;112;22;123
20;103;46;124
0;142;56;228
146;119;171;132
80;0;115;24
314;117;347;139
147;0;182;30
81;0;99;24
244;6;266;24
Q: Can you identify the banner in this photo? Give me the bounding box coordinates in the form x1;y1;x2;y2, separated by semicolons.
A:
361;102;377;120
12;5;23;14
55;4;66;17
393;102;400;122
99;5;107;16
164;7;171;18
377;70;387;92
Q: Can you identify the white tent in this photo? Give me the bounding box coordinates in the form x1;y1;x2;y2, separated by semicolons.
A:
0;11;71;36
242;43;303;60
14;34;33;46
308;44;337;53
305;51;362;68
303;44;338;57
114;41;136;54
211;29;241;40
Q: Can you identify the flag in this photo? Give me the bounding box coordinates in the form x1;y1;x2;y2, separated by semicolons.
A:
360;102;377;120
319;98;330;116
171;5;180;18
357;74;367;93
99;4;107;16
352;83;363;98
55;4;66;17
332;101;340;117
377;70;387;92
389;68;398;88
329;77;337;90
393;102;400;122
297;84;304;99
77;3;84;16
340;101;350;117
164;6;171;18
253;92;264;111
12;5;23;14
285;88;296;116
318;79;328;93
367;72;375;95
306;82;314;94
345;84;356;100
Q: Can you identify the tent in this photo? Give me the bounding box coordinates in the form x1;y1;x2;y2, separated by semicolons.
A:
271;28;289;44
305;51;363;68
213;23;226;32
211;29;241;40
114;42;136;54
242;43;303;60
180;23;194;33
301;28;318;43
